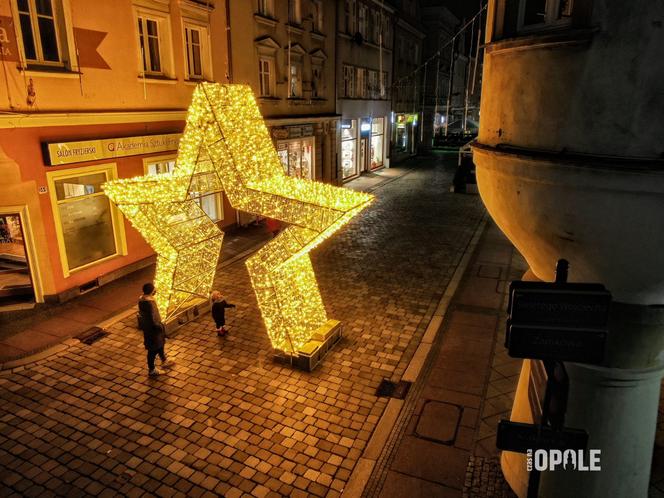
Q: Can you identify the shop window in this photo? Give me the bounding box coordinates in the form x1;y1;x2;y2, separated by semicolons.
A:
257;0;274;17
183;23;211;80
341;119;358;180
288;0;301;24
518;0;573;31
276;138;314;179
342;64;355;98
371;117;384;169
258;57;274;97
47;166;125;275
145;158;223;221
135;4;173;78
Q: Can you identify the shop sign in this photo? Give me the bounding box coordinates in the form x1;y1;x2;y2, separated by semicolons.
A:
288;126;303;139
272;127;289;140
301;125;314;137
43;133;182;166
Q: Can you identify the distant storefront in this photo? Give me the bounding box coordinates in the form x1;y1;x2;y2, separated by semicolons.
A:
392;113;418;162
341;115;388;182
272;124;316;180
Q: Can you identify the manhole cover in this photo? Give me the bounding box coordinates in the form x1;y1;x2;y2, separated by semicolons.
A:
375;379;412;399
77;327;109;345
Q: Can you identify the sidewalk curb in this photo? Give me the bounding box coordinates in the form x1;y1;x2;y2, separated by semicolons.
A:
341;213;488;498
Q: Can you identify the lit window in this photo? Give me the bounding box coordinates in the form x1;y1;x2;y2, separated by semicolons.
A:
138;16;162;74
259;57;273;96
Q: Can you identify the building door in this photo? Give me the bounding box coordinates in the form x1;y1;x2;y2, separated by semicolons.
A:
360;137;369;173
0;214;35;306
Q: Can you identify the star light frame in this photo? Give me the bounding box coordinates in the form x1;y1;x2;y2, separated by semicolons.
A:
105;83;373;352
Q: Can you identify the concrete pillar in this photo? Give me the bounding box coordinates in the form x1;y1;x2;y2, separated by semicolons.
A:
502;302;664;497
539;361;664;497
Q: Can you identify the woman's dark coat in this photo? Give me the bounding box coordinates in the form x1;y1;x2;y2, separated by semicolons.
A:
138;296;165;351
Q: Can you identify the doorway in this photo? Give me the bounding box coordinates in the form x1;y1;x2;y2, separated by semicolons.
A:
360;137;369;173
0;214;35;306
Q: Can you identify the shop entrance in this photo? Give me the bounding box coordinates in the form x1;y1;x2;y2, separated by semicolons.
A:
0;214;35;306
360;137;369;173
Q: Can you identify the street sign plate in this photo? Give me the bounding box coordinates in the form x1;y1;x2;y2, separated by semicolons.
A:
496;420;588;454
508;283;611;328
506;324;606;364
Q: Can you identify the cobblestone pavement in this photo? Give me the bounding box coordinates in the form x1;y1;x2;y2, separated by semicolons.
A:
0;154;485;498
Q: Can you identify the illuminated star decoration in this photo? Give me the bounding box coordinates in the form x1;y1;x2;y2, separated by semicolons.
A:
104;83;372;352
102;157;224;320
175;83;373;353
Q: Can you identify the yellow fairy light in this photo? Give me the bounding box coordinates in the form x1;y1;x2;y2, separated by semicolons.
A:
105;83;373;352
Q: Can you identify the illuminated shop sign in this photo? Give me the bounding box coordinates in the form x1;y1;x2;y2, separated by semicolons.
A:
43;133;182;166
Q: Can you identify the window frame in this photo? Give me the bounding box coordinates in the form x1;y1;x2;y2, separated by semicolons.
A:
258;56;275;97
342;64;355;98
134;5;174;79
11;0;77;70
288;0;302;25
182;20;212;81
517;0;574;33
46;163;127;277
257;0;274;17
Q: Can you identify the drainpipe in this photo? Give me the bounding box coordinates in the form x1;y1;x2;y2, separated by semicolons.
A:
225;0;233;83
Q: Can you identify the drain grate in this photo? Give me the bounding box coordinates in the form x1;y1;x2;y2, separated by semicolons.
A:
77;326;109;345
375;379;412;399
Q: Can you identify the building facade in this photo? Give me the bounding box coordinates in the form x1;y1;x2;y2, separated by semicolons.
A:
336;0;394;182
0;0;232;306
473;0;664;497
229;0;338;194
389;0;424;164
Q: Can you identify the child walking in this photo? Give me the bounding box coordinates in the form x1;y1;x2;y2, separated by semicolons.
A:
211;290;236;336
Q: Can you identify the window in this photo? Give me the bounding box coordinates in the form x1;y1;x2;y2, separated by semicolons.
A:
276;138;314;179
135;5;173;78
380;71;387;99
257;0;274;17
358;4;368;39
342;64;355;98
138;16;162;74
311;64;322;98
368;70;378;99
289;62;302;97
258;57;274;96
47;165;126;276
370;117;384;169
145;158;222;222
344;0;356;34
341;120;358;180
288;0;301;24
311;0;324;32
17;0;61;64
371;10;381;44
519;0;574;30
356;67;366;99
184;24;210;80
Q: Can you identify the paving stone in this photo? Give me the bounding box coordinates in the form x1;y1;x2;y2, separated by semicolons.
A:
415;401;461;444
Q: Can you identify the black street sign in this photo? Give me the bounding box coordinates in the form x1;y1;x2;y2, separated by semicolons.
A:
507;324;607;364
508;282;611;328
496;420;588;454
